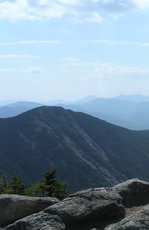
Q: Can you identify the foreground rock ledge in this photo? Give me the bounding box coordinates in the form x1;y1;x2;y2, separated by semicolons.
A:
1;178;149;229
5;212;65;230
105;204;149;229
45;187;125;226
113;178;149;207
0;194;59;227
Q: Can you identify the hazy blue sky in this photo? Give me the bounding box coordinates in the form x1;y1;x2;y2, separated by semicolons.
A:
1;0;149;101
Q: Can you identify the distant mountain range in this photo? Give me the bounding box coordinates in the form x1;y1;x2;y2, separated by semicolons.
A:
1;95;149;130
115;94;149;102
1;106;149;192
0;101;42;118
60;95;149;130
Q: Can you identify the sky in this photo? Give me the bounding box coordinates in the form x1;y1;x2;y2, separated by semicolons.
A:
1;0;149;101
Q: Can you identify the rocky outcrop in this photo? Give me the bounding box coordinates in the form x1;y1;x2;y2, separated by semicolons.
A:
1;179;149;230
105;204;149;229
113;178;149;207
0;194;58;227
45;187;125;228
5;212;65;230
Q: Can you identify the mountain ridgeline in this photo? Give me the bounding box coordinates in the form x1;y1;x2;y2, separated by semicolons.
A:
2;95;149;130
0;106;149;192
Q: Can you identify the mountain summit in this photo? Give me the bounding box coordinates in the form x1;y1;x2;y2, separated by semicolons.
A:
0;106;149;192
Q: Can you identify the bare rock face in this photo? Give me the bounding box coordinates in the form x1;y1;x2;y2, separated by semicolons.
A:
45;187;125;226
105;204;149;230
113;178;149;207
5;212;65;230
0;195;59;227
1;179;149;230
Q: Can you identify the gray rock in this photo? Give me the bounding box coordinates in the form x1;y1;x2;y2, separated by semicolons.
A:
105;204;149;230
45;187;125;225
0;194;59;227
113;178;149;207
5;212;65;230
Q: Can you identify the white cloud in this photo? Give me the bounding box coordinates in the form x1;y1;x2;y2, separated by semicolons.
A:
62;58;149;76
79;39;129;45
83;12;103;23
18;40;63;45
27;66;44;74
62;58;93;67
95;63;149;76
0;54;41;59
5;39;149;48
59;0;81;5
0;66;44;74
63;57;80;62
0;0;149;22
0;0;103;22
90;0;149;19
0;0;65;20
0;40;63;46
0;67;15;72
101;0;149;14
78;39;149;47
132;0;149;10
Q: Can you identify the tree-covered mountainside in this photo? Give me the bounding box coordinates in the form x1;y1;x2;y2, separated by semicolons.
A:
0;106;149;192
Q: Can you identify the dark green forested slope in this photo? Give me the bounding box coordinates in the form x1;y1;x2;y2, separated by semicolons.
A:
0;106;149;192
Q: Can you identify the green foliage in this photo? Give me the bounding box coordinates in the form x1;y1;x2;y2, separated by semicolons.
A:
0;176;25;195
25;169;67;199
0;176;8;193
24;181;45;197
42;169;67;199
8;176;26;195
0;169;67;199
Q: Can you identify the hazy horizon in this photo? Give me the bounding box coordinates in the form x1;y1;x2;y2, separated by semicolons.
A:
1;94;149;105
1;1;149;101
